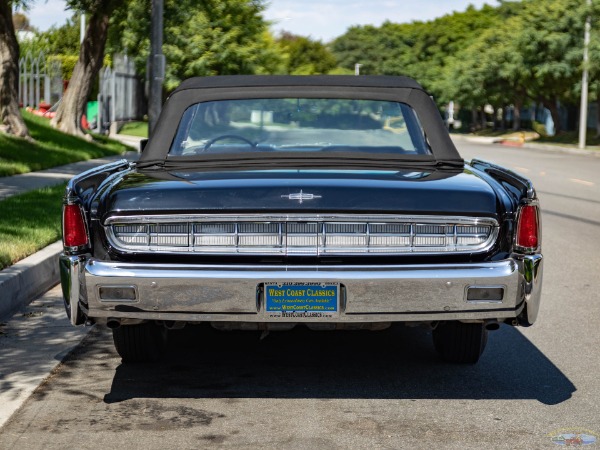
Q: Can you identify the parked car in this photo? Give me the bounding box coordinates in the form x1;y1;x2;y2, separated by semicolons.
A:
60;75;543;364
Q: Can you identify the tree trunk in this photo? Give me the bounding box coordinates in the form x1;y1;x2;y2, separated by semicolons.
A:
471;108;478;131
0;0;29;138
500;105;507;131
512;99;522;131
480;105;486;130
596;96;600;138
51;3;114;138
546;99;562;134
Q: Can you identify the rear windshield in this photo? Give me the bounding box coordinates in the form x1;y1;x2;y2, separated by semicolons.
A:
168;98;432;156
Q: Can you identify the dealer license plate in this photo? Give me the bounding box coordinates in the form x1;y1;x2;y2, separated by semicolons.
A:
264;282;339;318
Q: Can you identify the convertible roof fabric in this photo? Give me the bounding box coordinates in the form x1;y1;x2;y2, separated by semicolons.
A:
140;75;463;165
173;75;424;92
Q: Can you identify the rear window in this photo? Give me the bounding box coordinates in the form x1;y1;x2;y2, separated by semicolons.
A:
168;98;432;156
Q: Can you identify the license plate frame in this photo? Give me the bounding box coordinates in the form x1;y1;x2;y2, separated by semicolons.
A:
264;282;340;319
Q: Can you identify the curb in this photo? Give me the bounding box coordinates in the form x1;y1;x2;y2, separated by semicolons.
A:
111;133;144;149
0;140;143;321
451;134;600;157
517;142;600;157
451;135;498;145
0;241;62;321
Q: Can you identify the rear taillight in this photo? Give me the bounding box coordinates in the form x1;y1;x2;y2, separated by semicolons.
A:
63;204;88;248
516;204;539;250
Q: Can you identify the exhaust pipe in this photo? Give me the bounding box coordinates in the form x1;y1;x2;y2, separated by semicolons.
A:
162;320;185;330
485;319;500;331
106;318;121;329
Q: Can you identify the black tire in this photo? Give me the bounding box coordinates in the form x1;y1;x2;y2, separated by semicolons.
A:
432;321;488;364
112;322;168;363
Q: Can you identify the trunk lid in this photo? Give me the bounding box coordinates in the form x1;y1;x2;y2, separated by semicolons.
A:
96;168;498;220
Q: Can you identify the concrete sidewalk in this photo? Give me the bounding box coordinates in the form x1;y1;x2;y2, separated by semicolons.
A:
0;134;142;320
0;284;91;428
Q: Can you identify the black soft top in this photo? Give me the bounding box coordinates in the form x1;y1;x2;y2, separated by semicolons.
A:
173;75;424;92
139;75;463;168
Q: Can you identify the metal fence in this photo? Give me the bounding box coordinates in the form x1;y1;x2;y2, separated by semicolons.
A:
98;55;145;132
18;51;63;108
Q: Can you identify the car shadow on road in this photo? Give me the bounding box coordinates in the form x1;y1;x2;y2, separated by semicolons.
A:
101;323;574;406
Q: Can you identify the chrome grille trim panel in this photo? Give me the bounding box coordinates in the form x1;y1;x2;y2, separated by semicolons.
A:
105;214;499;256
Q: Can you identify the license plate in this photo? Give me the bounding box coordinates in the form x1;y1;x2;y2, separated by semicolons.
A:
264;282;339;318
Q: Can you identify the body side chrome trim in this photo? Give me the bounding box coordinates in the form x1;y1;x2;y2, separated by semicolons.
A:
104;213;499;225
65;159;130;198
470;159;536;200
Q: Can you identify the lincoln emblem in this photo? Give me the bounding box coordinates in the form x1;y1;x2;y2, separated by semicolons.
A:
281;190;322;204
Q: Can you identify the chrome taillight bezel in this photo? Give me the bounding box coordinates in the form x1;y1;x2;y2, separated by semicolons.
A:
62;200;91;254
514;200;541;254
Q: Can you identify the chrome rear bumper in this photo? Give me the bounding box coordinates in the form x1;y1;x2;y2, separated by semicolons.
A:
59;255;543;326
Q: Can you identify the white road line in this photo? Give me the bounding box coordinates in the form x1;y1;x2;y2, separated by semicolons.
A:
514;166;531;173
570;178;595;187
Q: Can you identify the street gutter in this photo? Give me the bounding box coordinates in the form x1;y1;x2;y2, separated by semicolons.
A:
0;241;62;321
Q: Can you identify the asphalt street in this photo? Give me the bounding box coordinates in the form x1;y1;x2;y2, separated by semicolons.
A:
0;141;599;449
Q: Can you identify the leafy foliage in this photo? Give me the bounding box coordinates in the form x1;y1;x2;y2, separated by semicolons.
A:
16;0;600;133
331;0;597;132
30;13;81;55
108;0;282;91
332;5;502;99
276;32;337;75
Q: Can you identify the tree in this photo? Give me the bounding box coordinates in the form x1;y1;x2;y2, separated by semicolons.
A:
276;32;337;75
330;25;383;75
331;0;592;134
162;0;281;89
513;0;586;133
33;13;81;55
443;14;530;130
0;0;29;138
51;0;118;137
108;0;282;92
330;5;502;100
587;3;600;136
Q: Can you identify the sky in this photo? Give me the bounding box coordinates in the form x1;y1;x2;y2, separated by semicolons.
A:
19;0;497;43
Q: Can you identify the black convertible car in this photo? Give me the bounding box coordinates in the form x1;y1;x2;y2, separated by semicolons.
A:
60;75;543;363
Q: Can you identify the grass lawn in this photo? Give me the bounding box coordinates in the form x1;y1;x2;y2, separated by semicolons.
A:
0;183;65;270
0;111;130;177
118;121;149;138
536;130;600;147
